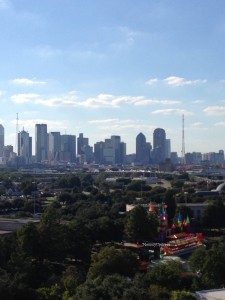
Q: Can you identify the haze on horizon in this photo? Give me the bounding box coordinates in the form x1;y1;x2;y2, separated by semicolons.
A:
0;0;225;154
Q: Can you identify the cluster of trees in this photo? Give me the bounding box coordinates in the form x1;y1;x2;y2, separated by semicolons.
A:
0;170;225;298
0;210;199;299
189;241;225;289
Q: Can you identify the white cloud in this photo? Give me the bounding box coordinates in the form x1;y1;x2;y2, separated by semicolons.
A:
191;122;203;127
203;106;225;115
11;92;181;109
11;93;40;104
88;119;118;124
34;45;63;58
12;78;46;85
12;118;66;130
145;78;158;85
80;95;180;108
164;76;207;87
145;76;206;87
134;99;180;106
82;94;118;108
214;122;225;126
88;118;155;131
192;100;204;104
22;110;39;115
152;108;193;115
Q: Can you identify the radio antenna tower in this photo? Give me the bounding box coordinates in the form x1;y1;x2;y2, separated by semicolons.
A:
181;114;185;165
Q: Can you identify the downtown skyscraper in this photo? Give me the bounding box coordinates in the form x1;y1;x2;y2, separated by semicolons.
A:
0;124;4;153
18;129;32;164
35;124;48;163
136;132;151;165
153;128;166;164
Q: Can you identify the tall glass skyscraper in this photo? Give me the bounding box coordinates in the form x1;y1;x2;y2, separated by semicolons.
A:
153;128;166;164
35;124;48;163
48;132;61;162
0;124;4;151
18;129;31;164
60;134;76;162
136;132;151;164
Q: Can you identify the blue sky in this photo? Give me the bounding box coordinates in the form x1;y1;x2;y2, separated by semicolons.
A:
1;0;225;155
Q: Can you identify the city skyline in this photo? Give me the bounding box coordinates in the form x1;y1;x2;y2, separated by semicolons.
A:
1;1;225;154
1;122;224;158
1;122;224;167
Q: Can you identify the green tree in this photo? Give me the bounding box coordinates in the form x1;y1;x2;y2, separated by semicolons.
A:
80;173;93;188
20;180;37;196
62;265;86;298
189;246;225;289
87;216;123;243
189;247;207;273
65;219;91;261
67;175;81;189
125;205;158;241
87;245;139;280
37;284;62;300
38;206;66;261
148;284;170;300
58;192;73;205
17;222;40;258
126;180;145;192
171;290;196;300
147;260;184;291
202;200;225;228
75;274;150;300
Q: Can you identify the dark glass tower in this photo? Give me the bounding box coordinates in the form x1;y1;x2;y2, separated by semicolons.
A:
136;132;150;165
153;128;166;164
35;124;48;163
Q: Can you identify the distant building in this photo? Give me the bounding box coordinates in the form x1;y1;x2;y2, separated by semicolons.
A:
185;152;202;164
0;124;4;154
83;145;94;164
77;133;89;155
94;136;126;165
18;129;32;164
202;150;224;164
77;133;89;163
35;124;48;163
170;152;178;165
153;128;166;164
48;132;61;163
60;134;76;162
165;139;171;159
94;141;104;164
136;132;151;165
104;135;126;165
0;145;14;165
